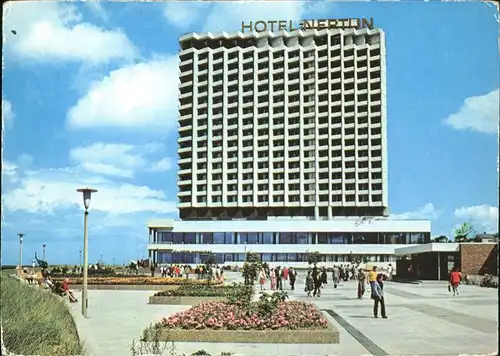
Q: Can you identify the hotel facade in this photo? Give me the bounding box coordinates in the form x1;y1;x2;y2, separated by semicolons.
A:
147;27;431;268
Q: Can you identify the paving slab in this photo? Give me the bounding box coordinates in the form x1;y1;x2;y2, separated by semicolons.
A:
68;273;498;356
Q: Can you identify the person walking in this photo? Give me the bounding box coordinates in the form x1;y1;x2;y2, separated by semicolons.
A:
289;267;297;291
387;263;394;281
332;265;340;288
357;268;366;299
368;266;378;292
276;266;283;290
449;267;462;296
372;273;388;319
305;271;314;298
282;266;289;282
259;268;267;291
270;268;277;291
320;267;328;288
313;272;322;297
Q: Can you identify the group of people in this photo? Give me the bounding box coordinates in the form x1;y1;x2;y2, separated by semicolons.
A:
257;264;390;319
155;264;191;278
258;266;298;291
152;264;226;283
21;267;78;303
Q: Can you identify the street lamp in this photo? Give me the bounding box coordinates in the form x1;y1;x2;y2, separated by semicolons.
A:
77;187;98;318
18;233;25;277
42;244;46;261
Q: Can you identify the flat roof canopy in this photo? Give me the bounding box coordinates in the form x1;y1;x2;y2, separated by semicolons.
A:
394;243;460;256
147;218;431;233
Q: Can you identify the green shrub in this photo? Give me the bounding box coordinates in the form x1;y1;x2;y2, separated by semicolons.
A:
154;283;252;298
1;275;83;355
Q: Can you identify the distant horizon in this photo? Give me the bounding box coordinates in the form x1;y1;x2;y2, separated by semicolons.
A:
2;1;498;265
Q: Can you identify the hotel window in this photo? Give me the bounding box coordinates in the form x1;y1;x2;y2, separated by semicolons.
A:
213;232;225;244
297;233;308;244
173;233;184;244
159;232;173;243
279;232;296;244
330;233;348;244
262;253;272;262
202;233;214;244
184;233;196;244
241;232;259;244
225;232;235;244
261;232;273;244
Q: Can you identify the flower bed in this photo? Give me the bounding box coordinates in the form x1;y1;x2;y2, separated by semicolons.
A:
157;300;328;330
149;284;252;305
148;301;338;343
52;277;222;286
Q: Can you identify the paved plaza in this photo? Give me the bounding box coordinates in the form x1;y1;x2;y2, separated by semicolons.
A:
67;272;498;356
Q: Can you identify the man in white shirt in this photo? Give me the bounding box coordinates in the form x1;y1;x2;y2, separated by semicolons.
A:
387;264;393;281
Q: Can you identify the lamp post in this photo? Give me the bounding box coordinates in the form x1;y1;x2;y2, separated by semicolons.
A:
42;244;46;261
18;233;25;277
77;187;98;318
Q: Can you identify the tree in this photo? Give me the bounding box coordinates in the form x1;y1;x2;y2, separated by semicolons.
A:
431;235;450;243
242;252;261;285
307;251;321;266
454;222;474;242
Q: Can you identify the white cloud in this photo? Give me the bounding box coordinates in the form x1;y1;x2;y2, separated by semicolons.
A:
3;2;137;63
2;165;177;215
151;158;173;172
2;99;15;130
84;2;110;22
163;1;208;29
163;1;328;32
2;161;18;182
443;89;499;134
390;203;443;220
69;142;173;178
454;205;499;233
202;1;321;33
66;58;179;130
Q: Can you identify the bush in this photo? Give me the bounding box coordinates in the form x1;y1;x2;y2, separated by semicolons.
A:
154;283;251;297
1;275;83;355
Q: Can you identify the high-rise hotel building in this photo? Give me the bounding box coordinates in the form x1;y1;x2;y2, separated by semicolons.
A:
147;27;431;268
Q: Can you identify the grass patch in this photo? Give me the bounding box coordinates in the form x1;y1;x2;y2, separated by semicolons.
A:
1;275;84;355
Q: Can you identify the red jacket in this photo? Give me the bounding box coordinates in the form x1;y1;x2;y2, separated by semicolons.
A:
450;271;461;284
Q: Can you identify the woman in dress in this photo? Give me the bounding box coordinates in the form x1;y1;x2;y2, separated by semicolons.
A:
270;268;277;291
259;268;267;291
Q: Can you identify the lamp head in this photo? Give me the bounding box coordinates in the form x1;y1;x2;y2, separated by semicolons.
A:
77;188;98;210
18;233;24;243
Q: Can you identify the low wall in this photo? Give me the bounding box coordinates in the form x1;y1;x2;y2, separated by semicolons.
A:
148;296;226;305
152;321;339;344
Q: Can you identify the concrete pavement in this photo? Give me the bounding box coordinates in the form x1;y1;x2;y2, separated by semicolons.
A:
68;272;498;356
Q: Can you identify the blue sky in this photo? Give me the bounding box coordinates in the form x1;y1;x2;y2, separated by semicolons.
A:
1;1;499;265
